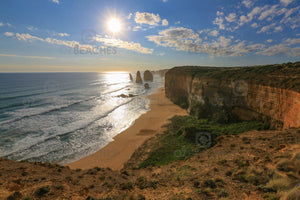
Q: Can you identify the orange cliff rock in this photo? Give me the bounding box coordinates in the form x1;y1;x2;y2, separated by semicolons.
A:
165;62;300;129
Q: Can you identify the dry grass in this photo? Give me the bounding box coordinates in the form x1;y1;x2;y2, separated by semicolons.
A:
281;186;300;200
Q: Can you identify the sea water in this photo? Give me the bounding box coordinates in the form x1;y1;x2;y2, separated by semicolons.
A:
0;72;163;164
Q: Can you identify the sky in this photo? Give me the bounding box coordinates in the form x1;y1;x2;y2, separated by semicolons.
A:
0;0;299;72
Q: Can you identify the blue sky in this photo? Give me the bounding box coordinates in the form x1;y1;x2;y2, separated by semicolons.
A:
0;0;299;72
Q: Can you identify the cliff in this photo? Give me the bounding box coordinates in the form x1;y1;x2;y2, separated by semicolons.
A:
165;62;300;129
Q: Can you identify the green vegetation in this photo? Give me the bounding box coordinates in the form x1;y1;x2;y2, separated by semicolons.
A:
7;191;22;200
35;186;50;196
178;62;300;93
139;115;267;168
120;182;133;190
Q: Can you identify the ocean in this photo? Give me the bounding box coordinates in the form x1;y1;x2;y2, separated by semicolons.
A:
0;72;163;164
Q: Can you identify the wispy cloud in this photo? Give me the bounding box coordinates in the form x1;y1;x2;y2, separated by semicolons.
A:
280;0;295;7
57;33;70;37
6;32;153;55
0;22;12;27
257;23;276;33
52;0;59;4
242;0;254;8
147;27;266;57
26;26;38;31
256;44;300;57
0;53;53;59
4;32;14;37
95;36;153;54
225;13;237;22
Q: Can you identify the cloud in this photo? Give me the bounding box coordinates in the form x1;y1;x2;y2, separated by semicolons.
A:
52;0;59;4
0;22;13;27
132;26;142;31
11;32;153;55
135;12;161;26
94;36;153;54
216;11;224;16
213;16;225;30
162;19;169;26
238;6;268;26
258;5;286;21
213;36;232;48
0;53;53;59
4;32;14;37
147;27;201;52
16;33;44;42
146;27;265;56
58;33;70;37
274;26;283;32
225;13;237;22
280;6;300;29
280;0;295;6
266;39;273;43
256;37;300;57
256;44;300;57
162;0;168;2
175;21;181;25
242;0;254;8
26;26;38;31
284;38;300;45
128;13;132;20
251;23;259;28
209;30;219;37
257;23;276;33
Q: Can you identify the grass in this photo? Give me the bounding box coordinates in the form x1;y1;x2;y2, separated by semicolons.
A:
139;115;267;168
35;186;50;196
282;186;300;200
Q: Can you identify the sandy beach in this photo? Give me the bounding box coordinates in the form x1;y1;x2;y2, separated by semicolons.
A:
67;87;188;170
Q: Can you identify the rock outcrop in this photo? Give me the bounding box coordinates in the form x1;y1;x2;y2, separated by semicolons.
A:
136;71;143;84
129;73;133;81
144;83;150;89
165;62;300;129
144;70;153;82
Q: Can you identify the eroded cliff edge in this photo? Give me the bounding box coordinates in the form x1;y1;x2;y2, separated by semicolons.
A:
165;62;300;129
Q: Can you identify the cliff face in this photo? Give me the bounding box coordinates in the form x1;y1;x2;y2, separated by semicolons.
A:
165;63;300;129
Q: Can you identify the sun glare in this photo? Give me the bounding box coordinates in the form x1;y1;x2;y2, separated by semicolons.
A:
107;18;121;33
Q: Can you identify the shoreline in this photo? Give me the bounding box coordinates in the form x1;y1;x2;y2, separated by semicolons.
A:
67;87;188;170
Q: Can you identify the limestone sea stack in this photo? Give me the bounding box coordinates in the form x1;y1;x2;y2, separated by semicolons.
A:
143;70;153;82
129;73;133;81
144;83;150;89
136;71;143;84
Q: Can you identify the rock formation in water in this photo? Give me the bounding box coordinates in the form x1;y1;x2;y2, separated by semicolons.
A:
143;70;153;82
129;73;133;81
136;71;143;84
165;62;300;129
117;94;137;98
144;83;150;89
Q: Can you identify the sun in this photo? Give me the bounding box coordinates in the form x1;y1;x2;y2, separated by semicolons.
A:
107;18;121;33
